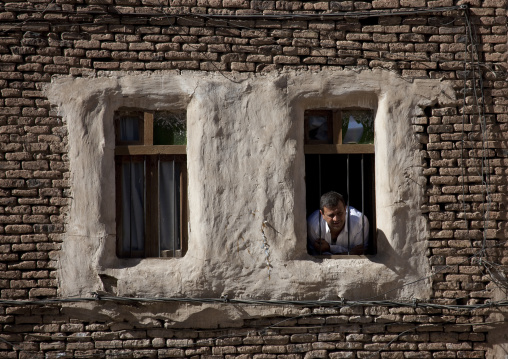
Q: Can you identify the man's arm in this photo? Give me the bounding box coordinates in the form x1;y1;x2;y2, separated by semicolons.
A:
307;211;321;254
313;238;330;253
351;212;369;250
328;244;361;255
330;210;369;254
348;244;365;255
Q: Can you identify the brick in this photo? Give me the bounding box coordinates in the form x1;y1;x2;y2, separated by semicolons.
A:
346;334;372;342
158;348;185;357
329;353;355;359
286;343;312;353
371;0;400;8
274;55;300;64
262;345;286;354
290;334;316;343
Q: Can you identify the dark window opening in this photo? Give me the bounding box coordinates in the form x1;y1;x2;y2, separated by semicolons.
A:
305;154;376;255
304;108;376;256
115;109;188;259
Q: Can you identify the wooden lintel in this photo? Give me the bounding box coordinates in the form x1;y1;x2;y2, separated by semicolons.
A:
144;112;154;146
304;144;374;154
115;145;187;155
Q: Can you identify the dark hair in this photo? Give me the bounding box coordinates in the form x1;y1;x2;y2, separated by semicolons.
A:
320;191;346;211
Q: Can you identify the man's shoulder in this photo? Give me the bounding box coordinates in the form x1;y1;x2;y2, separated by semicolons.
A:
307;209;320;224
348;206;362;217
347;206;369;226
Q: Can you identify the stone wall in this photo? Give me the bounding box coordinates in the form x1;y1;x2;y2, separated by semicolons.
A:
0;0;507;358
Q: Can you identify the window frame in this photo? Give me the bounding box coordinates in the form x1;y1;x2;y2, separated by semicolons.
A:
304;107;376;257
114;110;188;259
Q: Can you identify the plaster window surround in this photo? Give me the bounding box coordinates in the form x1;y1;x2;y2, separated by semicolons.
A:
114;109;188;259
47;70;455;301
304;108;376;255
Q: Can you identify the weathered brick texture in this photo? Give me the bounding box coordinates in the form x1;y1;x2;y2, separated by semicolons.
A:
0;0;507;357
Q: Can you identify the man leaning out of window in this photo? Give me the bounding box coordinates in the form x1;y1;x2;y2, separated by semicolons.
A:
307;191;369;255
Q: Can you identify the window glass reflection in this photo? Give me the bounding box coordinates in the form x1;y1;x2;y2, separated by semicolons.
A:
153;112;187;145
342;110;374;144
308;114;330;142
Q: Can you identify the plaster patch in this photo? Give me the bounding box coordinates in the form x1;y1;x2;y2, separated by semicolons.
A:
46;70;455;323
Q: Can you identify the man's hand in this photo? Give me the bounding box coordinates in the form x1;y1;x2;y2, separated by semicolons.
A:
332;244;365;255
348;244;364;255
313;238;330;253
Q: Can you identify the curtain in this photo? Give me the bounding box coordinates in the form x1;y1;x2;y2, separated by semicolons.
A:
159;160;180;252
121;160;144;254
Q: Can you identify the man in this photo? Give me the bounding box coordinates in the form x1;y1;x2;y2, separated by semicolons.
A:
307;191;369;255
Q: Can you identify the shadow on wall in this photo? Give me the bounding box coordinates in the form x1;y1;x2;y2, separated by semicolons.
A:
370;229;405;277
61;302;253;329
298;228;403;275
487;310;508;359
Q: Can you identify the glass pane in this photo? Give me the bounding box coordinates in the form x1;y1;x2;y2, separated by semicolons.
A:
121;160;145;254
342;110;374;144
159;160;181;256
307;114;330;142
153;112;187;145
120;116;140;142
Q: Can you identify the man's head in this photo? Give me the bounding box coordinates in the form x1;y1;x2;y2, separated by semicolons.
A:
319;191;347;233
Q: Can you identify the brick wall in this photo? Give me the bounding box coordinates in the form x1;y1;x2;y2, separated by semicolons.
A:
0;0;507;358
1;307;493;358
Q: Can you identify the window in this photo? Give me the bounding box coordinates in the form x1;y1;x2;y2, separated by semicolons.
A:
115;109;187;258
304;108;376;255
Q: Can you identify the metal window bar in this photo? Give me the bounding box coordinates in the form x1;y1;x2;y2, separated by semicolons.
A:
157;157;161;257
361;154;365;252
318;155;322;200
318;154;322;255
172;159;176;255
126;161;132;256
175;161;181;254
347;154;350;255
143;157;147;256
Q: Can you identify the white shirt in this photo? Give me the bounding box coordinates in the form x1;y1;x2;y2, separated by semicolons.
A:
307;206;369;254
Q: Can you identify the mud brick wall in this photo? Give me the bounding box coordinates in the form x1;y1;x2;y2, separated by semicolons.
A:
0;306;495;359
1;0;508;358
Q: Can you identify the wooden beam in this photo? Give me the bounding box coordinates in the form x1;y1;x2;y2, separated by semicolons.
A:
304;144;374;154
115;145;187;155
143;112;154;146
333;110;342;145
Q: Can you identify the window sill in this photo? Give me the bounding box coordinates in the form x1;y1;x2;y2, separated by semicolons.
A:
311;254;375;259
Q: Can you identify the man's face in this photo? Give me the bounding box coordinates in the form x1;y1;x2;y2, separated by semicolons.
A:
320;202;346;233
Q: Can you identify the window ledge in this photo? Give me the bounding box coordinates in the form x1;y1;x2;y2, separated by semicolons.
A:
312;254;375;259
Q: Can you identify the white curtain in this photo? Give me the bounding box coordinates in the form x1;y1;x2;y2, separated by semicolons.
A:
120;117;139;142
159;160;180;252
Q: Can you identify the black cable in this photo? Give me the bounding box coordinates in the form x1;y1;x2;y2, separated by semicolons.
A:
0;4;467;33
1;295;508;310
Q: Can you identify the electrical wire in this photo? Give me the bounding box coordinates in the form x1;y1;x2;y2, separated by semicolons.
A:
1;293;508;311
464;9;492;260
0;4;466;19
0;4;505;358
0;4;467;34
461;14;470;234
0;0;56;34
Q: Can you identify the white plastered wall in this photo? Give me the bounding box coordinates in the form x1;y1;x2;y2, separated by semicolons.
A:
46;69;456;323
